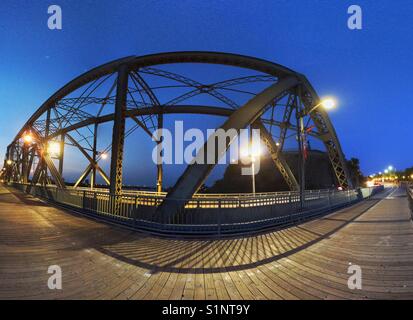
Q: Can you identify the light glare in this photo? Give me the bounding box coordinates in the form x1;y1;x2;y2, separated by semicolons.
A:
48;141;61;156
321;98;336;110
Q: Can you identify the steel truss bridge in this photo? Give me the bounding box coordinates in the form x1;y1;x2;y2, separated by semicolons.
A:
1;52;355;233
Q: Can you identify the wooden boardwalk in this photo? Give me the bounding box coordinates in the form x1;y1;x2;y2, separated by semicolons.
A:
1;184;413;300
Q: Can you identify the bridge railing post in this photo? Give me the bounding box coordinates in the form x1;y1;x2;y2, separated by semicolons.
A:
134;195;138;224
217;199;222;236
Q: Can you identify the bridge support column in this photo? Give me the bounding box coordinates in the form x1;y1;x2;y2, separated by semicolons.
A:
39;109;51;186
21;144;29;184
58;134;65;177
156;113;163;194
91;124;98;190
109;64;129;214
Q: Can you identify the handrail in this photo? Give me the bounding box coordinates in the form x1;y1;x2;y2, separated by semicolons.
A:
5;182;384;236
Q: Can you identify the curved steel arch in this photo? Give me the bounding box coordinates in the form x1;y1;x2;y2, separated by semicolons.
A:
13;51;296;142
4;51;352;216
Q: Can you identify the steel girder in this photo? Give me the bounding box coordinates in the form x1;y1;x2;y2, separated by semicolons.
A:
11;52;295;144
65;134;110;187
109;64;129;200
158;76;299;215
298;77;353;189
252;119;299;191
4;51;352;206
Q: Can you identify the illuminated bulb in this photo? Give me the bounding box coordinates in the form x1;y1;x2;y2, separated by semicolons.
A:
101;152;108;160
321;98;336;110
23;133;33;144
48;141;61;156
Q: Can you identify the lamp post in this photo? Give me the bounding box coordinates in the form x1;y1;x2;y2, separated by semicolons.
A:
241;132;261;195
241;151;260;195
297;98;336;208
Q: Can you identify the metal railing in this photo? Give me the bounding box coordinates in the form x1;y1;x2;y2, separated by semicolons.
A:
7;182;384;236
407;186;413;220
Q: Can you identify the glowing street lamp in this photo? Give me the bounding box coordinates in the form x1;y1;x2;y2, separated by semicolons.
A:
100;152;108;160
6;159;12;165
23;132;34;144
298;97;337;203
240;143;262;195
306;97;337;115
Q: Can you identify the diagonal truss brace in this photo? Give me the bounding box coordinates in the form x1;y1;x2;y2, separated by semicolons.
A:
65;134;110;187
252;119;299;191
25;129;66;189
158;76;299;216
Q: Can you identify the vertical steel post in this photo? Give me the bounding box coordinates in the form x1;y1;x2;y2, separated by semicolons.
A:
109;64;129;214
249;125;256;195
156;113;163;194
91;123;98;190
21;143;29;183
27;147;35;182
58;134;65;178
296;110;305;210
299;115;305;195
40;109;51;185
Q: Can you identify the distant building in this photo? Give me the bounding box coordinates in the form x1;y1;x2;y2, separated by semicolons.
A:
208;150;337;193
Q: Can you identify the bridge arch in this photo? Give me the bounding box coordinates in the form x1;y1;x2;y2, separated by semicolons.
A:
3;52;352;213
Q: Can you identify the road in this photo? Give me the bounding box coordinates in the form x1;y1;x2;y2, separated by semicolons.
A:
0;185;413;299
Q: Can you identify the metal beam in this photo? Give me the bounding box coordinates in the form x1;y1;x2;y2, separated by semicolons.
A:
252;119;299;191
74;164;93;188
91;124;98;189
109;64;129;215
298;79;353;189
65;133;110;186
156;112;163;193
27;129;66;189
58;134;65;176
158;76;299;216
21;144;29;183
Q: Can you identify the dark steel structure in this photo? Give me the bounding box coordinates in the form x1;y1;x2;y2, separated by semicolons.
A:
1;52;352;216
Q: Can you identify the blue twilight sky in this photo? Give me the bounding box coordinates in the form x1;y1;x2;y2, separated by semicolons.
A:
1;0;412;186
